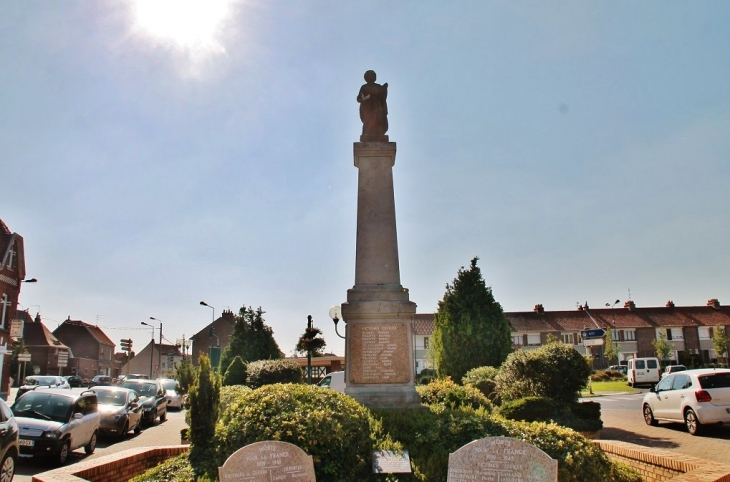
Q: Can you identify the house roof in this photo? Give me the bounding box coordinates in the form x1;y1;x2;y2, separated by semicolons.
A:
412;314;435;335
20;312;71;351
53;318;116;347
191;315;235;340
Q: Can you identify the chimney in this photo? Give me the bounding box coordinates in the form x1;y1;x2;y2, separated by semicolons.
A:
583;301;589;309
577;304;584;312
624;300;636;311
707;298;721;309
665;300;675;308
34;313;42;323
222;309;235;321
533;304;544;314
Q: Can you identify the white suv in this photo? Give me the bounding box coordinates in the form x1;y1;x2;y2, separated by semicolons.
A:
11;389;100;465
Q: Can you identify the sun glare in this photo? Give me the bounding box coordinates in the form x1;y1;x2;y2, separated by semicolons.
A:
132;0;233;52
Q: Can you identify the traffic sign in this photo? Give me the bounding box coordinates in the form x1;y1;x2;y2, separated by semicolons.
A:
583;338;604;347
580;328;606;339
120;339;133;351
10;319;24;338
17;354;31;362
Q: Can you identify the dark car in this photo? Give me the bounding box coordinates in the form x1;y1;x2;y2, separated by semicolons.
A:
65;375;84;388
88;375;113;388
11;389;100;465
0;398;19;481
92;387;142;440
119;379;167;426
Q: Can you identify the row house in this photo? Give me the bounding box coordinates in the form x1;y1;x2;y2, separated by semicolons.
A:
190;309;236;366
0;219;31;399
53;317;116;378
121;340;183;379
15;310;72;378
411;300;730;373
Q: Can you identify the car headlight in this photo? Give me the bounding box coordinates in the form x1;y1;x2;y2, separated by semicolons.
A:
42;430;61;439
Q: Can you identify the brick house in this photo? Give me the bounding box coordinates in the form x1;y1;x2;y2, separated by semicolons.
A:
0;219;31;399
190;309;236;366
52;317;116;379
412;300;730;373
120;340;183;379
16;310;71;378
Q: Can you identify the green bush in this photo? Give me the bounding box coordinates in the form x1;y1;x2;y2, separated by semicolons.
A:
129;453;200;482
214;383;373;481
219;385;252;413
495;342;591;403
497;397;603;433
416;378;493;411
591;369;626;382
417;368;436;385
462;366;500;402
245;359;304;388
222;356;247;386
187;354;220;478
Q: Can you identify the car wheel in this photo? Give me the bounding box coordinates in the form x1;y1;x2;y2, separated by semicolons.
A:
643;404;658;426
119;421;129;441
85;430;98;454
134;418;142;434
684;408;703;436
160;409;167;423
0;450;16;482
55;440;70;466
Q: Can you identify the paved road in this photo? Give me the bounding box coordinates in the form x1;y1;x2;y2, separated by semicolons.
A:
588;392;730;465
8;387;188;482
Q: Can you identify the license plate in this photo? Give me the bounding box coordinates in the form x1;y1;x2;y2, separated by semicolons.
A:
19;439;34;447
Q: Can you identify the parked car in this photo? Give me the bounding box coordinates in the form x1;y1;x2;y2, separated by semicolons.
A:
119;379;167;426
642;368;730;436
65;375;84;388
126;374;149;380
16;376;70;400
317;371;345;393
607;365;628;375
661;364;687;379
88;375;112;388
91;387;142;440
160;379;183;410
0;397;19;482
11;389;99;465
627;357;661;387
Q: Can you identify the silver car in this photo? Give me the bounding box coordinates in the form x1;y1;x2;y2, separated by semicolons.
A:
160;379;183;410
642;368;730;435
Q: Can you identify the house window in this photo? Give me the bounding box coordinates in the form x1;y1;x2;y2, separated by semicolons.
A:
611;329;619;341
526;334;540;346
670;328;684;340
512;335;522;346
698;327;712;340
624;330;636;341
0;293;9;330
561;333;575;345
666;329;672;340
423;337;429;349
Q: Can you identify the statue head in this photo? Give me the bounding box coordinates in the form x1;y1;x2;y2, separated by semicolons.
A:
364;70;377;83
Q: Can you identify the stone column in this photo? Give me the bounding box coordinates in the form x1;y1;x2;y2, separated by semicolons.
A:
341;142;421;408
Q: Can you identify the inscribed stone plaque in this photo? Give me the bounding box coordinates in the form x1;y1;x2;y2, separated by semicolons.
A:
372;450;412;474
218;441;316;482
350;322;410;384
447;437;557;482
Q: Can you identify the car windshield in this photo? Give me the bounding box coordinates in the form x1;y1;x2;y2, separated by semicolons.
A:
162;380;178;391
123;382;156;396
12;392;72;423
698;373;730;389
95;390;127;406
25;376;58;386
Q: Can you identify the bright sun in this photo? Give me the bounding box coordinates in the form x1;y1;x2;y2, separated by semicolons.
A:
132;0;233;52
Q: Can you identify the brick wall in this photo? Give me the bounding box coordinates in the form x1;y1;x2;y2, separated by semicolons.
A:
31;445;189;482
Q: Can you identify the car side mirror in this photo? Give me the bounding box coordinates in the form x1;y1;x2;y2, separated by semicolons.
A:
650;386;657;393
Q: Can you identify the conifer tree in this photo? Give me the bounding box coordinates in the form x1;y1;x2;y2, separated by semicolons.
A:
220;305;282;373
432;257;512;383
222;356;248;386
188;354;220;475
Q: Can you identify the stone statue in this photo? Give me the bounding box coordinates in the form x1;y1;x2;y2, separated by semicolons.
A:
357;70;389;141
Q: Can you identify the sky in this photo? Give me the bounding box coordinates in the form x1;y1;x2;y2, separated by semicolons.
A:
3;1;729;357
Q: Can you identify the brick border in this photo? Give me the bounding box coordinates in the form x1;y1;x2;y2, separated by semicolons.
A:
595;440;730;482
31;445;189;482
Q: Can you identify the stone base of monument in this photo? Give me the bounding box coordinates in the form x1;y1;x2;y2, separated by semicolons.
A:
342;291;421;409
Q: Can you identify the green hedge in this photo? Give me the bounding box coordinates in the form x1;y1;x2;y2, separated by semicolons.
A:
462;366;500;402
498;397;603;433
416;378;493;411
219;385;252;414
245;359;304;388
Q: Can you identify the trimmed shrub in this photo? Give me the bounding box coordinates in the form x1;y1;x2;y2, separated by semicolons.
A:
498;397;603;433
222;356;247;386
591;369;625;382
416;378;493;411
495;342;591;403
246;359;304;388
417;368;436;385
214;384;373;481
129;453;199;482
219;385;252;413
187;354;220;477
462;366;500;402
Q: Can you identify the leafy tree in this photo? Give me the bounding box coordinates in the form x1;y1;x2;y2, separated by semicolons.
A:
220;305;282;373
432;257;512;383
652;332;673;361
712;325;729;366
187;354;220;477
603;334;620;365
175;357;196;394
295;320;327;357
222;356;248;386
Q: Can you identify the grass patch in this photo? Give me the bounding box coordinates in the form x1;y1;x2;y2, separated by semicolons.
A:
582;380;640;396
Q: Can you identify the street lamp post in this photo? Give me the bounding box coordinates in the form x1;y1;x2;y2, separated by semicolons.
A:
149;317;163;376
200;301;217;367
328;306;345;339
605;299;621;365
140;321;157;378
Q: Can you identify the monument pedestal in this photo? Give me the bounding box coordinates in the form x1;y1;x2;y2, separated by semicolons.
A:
342;142;421;409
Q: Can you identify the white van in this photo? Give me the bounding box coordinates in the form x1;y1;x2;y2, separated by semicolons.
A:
317;371;345;393
627;357;661;387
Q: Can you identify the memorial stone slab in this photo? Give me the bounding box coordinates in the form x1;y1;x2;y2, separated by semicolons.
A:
218;440;316;482
447;437;557;482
